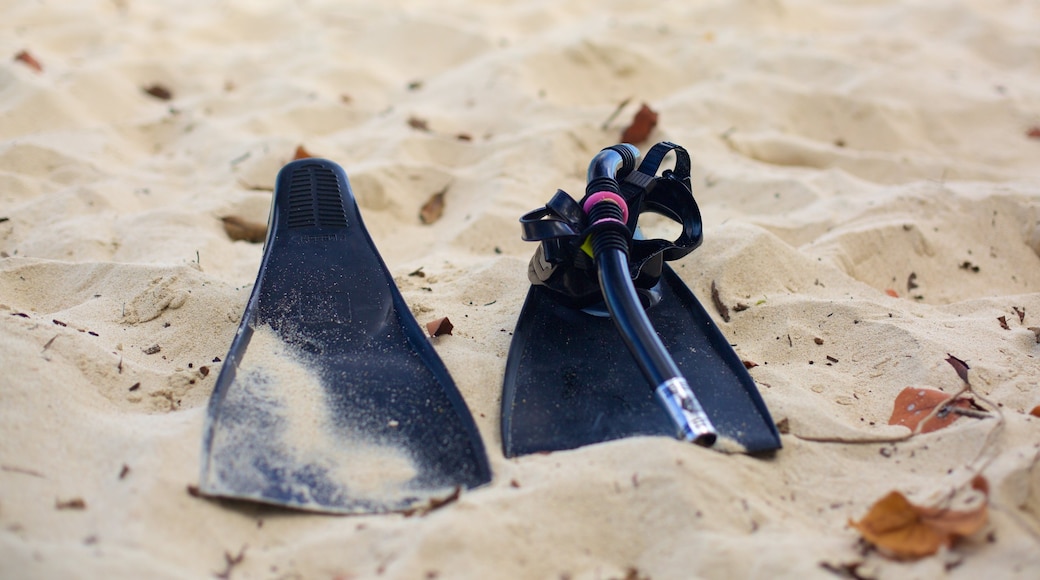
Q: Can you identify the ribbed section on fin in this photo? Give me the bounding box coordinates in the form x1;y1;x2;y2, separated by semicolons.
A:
286;163;349;229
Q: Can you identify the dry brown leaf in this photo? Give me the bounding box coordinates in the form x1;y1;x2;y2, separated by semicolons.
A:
1028;126;1040;139
293;145;313;160
222;216;267;243
945;354;971;384
620;103;658;144
888;387;972;434
884;288;899;298
419;188;447;224
142;84;173;100
907;272;919;292
408;116;430;132
426;317;453;337
14;50;43;73
849;485;988;560
1029;405;1040;418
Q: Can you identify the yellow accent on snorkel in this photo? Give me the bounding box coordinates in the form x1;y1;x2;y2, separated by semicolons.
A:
580;235;595;258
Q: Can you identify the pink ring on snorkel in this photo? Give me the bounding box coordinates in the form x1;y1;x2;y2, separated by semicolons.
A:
583;191;629;224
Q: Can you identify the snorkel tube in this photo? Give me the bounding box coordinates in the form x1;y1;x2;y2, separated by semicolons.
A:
582;145;717;446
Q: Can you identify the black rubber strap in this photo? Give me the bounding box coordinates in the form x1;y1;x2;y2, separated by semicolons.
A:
623;142;703;276
520;189;584;242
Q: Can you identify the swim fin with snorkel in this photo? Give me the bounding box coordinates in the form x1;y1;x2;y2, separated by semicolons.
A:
501;142;781;457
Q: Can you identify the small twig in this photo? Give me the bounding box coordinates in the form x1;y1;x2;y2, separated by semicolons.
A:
601;97;632;130
2;464;45;478
42;334;58;352
793;431;913;445
948;407;991;420
926;383;1006;515
962;386;1005;474
402;486;462;517
989;448;1040;544
215;544;247;579
710;280;730;323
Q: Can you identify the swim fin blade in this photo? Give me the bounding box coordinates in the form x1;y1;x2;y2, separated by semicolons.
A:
199;158;491;514
502;267;781;456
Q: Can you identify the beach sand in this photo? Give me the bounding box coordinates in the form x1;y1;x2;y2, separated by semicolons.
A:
2;0;1040;578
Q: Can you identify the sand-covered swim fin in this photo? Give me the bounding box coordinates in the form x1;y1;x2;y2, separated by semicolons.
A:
199;158;491;514
502;143;781;457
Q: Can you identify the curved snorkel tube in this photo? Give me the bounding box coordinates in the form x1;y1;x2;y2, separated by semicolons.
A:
583;145;717;446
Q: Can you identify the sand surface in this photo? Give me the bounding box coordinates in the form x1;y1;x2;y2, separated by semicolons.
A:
3;0;1040;578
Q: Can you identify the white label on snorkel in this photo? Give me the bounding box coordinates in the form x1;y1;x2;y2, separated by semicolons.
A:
655;377;717;444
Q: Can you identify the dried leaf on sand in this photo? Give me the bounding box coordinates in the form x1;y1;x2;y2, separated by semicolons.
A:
945;354;971;384
850;478;989;560
419;188;447;224
426;317;453;337
620;103;658;144
888;387;973;434
142;84;173;100
408;116;430;132
14;50;43;73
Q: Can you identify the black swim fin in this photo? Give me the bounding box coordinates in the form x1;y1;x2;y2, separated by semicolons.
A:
199;158;491;514
502;142;781;457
